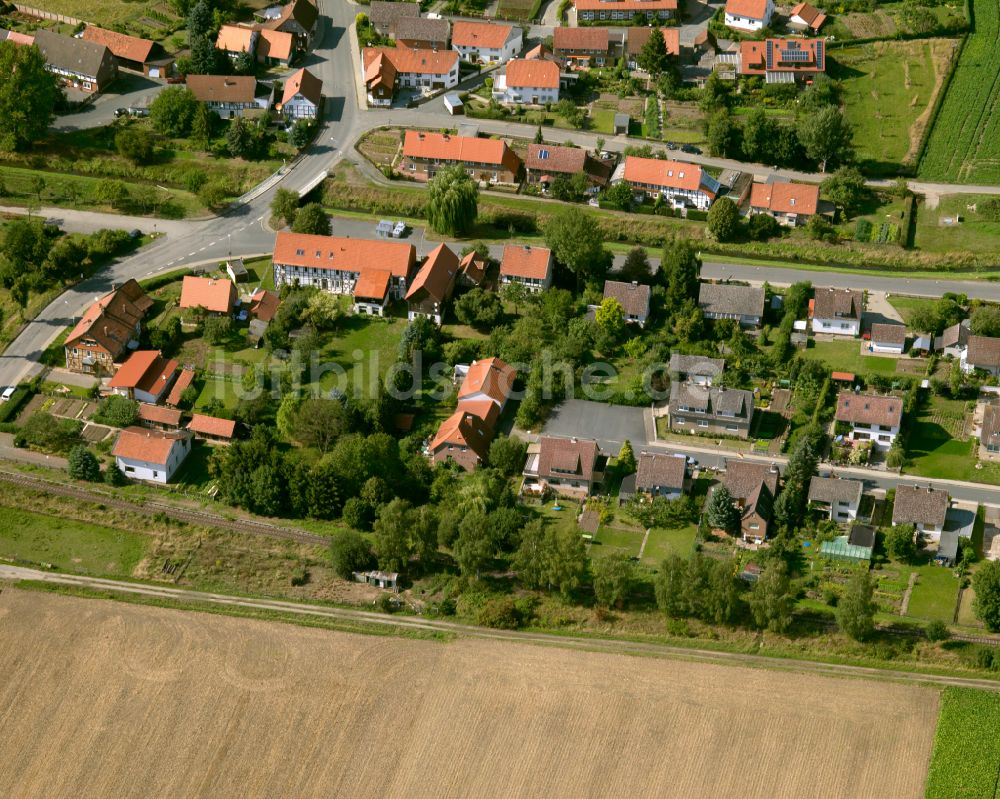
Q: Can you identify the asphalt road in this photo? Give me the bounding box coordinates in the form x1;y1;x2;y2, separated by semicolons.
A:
52;73;166;132
4;564;1000;689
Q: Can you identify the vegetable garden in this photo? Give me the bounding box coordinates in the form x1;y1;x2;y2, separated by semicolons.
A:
925;687;1000;798
919;0;1000;184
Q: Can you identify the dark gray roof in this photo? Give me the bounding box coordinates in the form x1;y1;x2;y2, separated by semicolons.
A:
369;0;420;27
33;29;112;79
723;460;780;502
967;335;1000;368
936;320;969;350
813;287;863;321
892;485;949;529
698;283;765;318
870;323;906;345
603;280;650;318
981;404;1000;448
671;383;752;420
668;353;725;378
807;476;863;506
392;15;449;41
848;524;875;548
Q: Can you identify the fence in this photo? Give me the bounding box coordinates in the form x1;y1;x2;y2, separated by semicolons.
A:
13;4;82;26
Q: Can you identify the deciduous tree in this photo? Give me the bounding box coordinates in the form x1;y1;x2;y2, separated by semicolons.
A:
68;445;101;481
837;570;877;641
427;165;478;236
0;40;60;151
707;196;741;242
150;87;199;137
798;106;855;171
373;498;415;572
593;553;634;608
330;530;374;579
115;126;154;165
974;560;1000;632
544;206;611;288
749;562;794;633
291;202;332;235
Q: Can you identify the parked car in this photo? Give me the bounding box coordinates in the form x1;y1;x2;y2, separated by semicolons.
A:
666;141;677;150
1;386;16;402
114;108;128;118
681;144;702;155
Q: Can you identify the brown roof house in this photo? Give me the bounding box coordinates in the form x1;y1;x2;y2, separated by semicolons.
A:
405;243;459;324
869;323;907;355
400;130;522;184
720;460;780;543
108;350;179;405
279;67;322;119
262;0;320;50
626;26;679;70
811;288;863;337
523;436;604;498
112;427;192;484
33;29;117;94
962;335;1000;377
788;2;828;31
603;280;651;326
635;452;687;499
807;476;863;523
64;279;152;376
524;143;612;192
428;409;494;471
748;182;820;226
835;391;902;450
615;156;721;211
186;75;273;119
667;383;755;439
698;283;765;328
393;16;449;50
500;244;553;292
458;250;488;288
138;402;183;431
892;484;949;538
81;26;172;76
369;1;420;36
553;27;613;68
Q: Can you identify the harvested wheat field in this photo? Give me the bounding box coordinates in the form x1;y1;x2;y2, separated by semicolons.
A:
0;589;938;799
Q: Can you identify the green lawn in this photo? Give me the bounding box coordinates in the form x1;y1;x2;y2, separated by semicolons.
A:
904;563;960;623
0;506;146;576
887;295;938;326
801;339;902;377
195;377;243;410
641;525;698;565
925;688;1000;799
311;315;408;400
914;194;1000;255
591;525;643;559
903;396;1000;484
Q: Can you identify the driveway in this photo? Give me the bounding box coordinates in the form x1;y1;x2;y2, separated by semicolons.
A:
53;74;166;132
542;399;647;455
864;291;905;326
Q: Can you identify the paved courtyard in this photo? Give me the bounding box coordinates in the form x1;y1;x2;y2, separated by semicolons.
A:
541;400;647;456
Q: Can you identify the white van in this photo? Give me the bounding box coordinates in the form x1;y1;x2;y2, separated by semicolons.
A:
1;386;15;402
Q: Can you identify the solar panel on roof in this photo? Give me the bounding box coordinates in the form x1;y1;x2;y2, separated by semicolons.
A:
781;49;810;62
815;40;824;65
765;41;774;70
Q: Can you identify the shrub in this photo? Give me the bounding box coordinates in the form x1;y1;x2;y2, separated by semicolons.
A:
330;530;375;579
476;596;521;629
93;395;139;427
68;445;101;481
925;620;950;642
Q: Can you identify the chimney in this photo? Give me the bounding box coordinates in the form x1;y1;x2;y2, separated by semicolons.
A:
571;437;577;443
632;280;638;287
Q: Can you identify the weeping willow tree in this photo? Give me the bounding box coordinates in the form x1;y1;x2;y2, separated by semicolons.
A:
427;165;479;236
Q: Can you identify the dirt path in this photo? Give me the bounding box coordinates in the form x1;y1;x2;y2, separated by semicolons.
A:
900;572;918;616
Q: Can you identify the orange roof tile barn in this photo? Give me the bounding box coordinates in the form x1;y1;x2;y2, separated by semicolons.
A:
179;276;237;315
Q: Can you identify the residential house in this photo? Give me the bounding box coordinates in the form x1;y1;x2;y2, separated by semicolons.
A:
748;182;820;226
668;353;725;385
363;47;459;105
614;156;720;210
524;143;613;191
109;350;178;404
401;130;522;183
962;335;1000;376
626;26;679;70
667;383;755;439
261;0;319;50
81;26;173;76
603;280;651;326
137;403;183;431
807;476;863;523
788;2;827;31
271;231;417;300
279;67;322;119
458;250;488;288
112;427;192;484
500;244;553;292
64;279;152;376
392;16;449;50
369;0;419;36
451;21;522;64
980;403;1000;459
523;436;604;497
738;38;826;84
428;409;494;471
249;289;281;322
405;243;459;323
635;452;687;499
575;0;677;22
33;29;117;94
553;27;611;68
811;288;863;336
215;24;258;59
493;58;560;105
257;29;296;66
698;283;766;328
870;323;907;355
165;368;195;408
892;485;949;539
185;75;272;119
457;356;517;412
835;391;902;449
352;269;393;316
724;0;774;31
188;413;237;443
180;276;237;316
935;320;970;358
721;460;780;543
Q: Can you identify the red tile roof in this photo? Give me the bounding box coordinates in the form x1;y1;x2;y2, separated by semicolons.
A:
258;28;294;61
402;130;522;174
500;244;552;280
553;27;609;52
215;24;255;53
281;66;322;105
740;38;826;76
835;392;903;428
166;368;195;407
458;357;517;406
623;156;713;195
725;0;770;19
790;2;827;28
456;397;501;429
179;276;236;315
112;426;189;466
536;436;600;482
626;26;679;57
405;243;459;303
109;351;175;392
459;251;488;285
186;75;257;104
81;25;155;63
504;58;560;89
575;0;676;9
429;409;493;462
353;269;392;301
65;279;150;355
749;182;819;215
451;20;514;49
363;45;457;76
273;231;416;279
138;403;182;426
188;413;237;439
249;289;281;322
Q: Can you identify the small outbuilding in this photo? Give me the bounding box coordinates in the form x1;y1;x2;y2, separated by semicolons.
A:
444;92;464;115
613;113;630;134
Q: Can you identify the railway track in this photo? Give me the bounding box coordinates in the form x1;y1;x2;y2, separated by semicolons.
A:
0;470;328;547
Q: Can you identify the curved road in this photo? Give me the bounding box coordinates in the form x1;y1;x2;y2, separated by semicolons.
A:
3;563;1000;691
